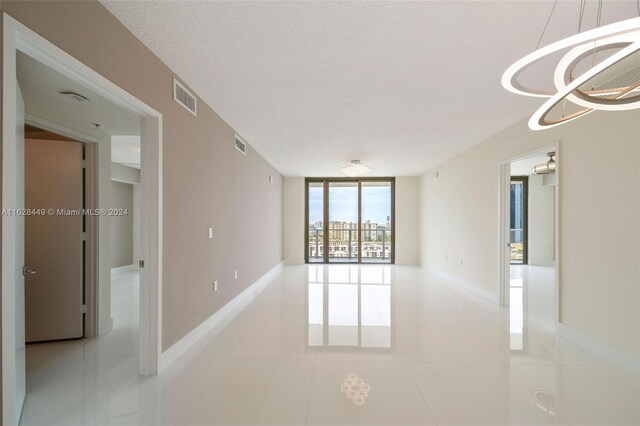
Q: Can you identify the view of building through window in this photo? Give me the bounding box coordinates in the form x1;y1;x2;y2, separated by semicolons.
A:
510;178;526;264
307;179;393;263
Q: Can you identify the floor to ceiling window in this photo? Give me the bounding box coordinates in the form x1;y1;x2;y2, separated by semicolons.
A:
510;176;528;264
307;181;324;263
328;181;359;262
305;178;394;264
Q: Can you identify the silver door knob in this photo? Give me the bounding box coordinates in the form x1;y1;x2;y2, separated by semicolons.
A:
22;266;37;276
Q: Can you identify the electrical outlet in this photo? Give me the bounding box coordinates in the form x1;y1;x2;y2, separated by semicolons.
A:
208;228;213;239
234;270;238;280
213;280;218;292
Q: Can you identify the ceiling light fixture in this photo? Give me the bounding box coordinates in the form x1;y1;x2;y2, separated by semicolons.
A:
341;160;370;177
502;1;640;130
59;91;90;102
532;152;556;175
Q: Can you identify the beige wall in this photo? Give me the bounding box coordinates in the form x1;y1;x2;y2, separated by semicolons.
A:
283;177;305;264
527;174;555;265
109;181;134;268
395;177;419;265
419;110;640;357
283;176;419;265
0;1;284;351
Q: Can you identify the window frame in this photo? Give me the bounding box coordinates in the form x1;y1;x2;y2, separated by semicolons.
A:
305;177;395;264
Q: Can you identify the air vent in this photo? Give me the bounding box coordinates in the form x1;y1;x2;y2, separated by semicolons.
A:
173;78;197;116
234;134;247;155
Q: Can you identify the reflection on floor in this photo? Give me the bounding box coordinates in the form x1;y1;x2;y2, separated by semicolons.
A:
20;270;139;426
20;265;640;425
510;265;557;351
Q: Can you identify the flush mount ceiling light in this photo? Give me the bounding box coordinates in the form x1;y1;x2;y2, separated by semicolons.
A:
532;152;556;175
502;0;640;130
59;91;90;102
341;160;370;177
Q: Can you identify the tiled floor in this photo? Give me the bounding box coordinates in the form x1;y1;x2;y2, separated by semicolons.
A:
19;265;640;425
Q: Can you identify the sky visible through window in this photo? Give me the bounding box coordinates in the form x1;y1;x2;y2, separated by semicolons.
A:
309;185;391;225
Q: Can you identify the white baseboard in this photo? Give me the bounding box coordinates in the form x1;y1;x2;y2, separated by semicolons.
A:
111;263;138;278
160;261;284;371
557;323;640;374
425;267;639;374
425;267;499;304
99;318;113;336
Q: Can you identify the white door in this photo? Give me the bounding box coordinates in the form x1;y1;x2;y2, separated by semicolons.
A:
25;138;83;342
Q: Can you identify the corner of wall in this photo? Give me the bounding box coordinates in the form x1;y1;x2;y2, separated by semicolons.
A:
283;177;305;265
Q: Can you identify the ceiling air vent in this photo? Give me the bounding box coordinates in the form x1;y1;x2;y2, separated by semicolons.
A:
234;134;247;156
173;78;197;116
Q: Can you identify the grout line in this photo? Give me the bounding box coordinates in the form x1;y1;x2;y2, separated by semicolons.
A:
402;359;440;426
304;357;317;426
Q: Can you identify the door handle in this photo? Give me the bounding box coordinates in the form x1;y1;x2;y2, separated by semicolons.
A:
22;266;37;276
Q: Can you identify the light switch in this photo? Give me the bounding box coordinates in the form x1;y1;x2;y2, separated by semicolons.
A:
208;228;213;239
213;281;218;292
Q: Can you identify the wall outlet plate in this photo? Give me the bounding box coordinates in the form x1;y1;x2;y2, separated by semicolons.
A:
234;270;238;280
213;281;218;292
208;228;213;239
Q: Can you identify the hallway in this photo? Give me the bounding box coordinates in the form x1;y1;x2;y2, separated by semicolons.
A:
19;265;640;425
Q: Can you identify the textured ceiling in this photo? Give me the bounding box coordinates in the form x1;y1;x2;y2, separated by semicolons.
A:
17;52;141;168
17;52;140;138
101;0;639;177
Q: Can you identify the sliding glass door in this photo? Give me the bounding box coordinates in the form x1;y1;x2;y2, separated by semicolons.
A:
307;182;324;263
306;178;394;264
361;181;392;262
328;181;359;262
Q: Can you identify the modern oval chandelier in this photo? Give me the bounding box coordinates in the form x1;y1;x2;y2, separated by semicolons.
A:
502;0;640;130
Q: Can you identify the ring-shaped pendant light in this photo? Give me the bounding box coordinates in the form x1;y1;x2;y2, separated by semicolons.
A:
554;36;640;111
502;17;640;98
529;39;640;130
502;16;640;130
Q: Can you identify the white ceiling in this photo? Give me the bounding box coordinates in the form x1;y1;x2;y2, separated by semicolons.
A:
17;52;140;138
101;0;639;177
17;52;140;168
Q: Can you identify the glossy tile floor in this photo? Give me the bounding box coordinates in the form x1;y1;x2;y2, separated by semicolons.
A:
20;265;640;425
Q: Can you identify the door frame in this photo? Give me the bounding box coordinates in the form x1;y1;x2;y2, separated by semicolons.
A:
2;13;163;424
498;142;560;316
23;115;101;339
304;177;395;264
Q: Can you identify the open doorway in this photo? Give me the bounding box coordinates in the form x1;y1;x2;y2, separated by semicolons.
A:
500;147;559;354
15;51;144;423
2;15;162;425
